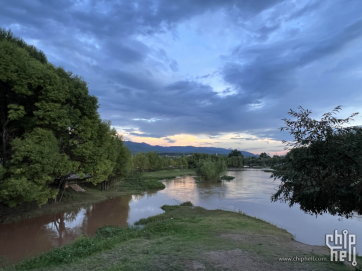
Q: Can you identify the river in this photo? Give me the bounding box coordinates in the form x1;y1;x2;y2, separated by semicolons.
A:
0;168;361;263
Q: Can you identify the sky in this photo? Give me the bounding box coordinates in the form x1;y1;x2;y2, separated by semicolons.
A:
1;0;362;155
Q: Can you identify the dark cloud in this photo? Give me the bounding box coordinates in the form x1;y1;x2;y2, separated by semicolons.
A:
164;137;176;143
129;133;163;138
286;1;323;20
1;0;361;148
230;137;258;141
196;71;218;79
105;40;149;63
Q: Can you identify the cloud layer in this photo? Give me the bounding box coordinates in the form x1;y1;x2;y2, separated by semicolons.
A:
1;0;362;154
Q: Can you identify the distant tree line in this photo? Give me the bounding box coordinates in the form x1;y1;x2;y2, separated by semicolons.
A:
186;151;284;170
131;152;188;172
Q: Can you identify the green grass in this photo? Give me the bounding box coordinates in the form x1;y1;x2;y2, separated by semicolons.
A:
141;169;196;179
114;178;166;192
9;204;361;271
160;201;193;212
113;169;196;193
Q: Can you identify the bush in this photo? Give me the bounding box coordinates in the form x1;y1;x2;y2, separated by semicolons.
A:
161;202;193;212
220;175;235;181
195;159;226;181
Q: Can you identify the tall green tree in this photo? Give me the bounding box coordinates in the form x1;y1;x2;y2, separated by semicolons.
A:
110;136;132;179
259;152;270;158
227;156;243;168
272;106;362;218
146;152;162;171
132;153;150;172
228;149;242;158
0;29;132;206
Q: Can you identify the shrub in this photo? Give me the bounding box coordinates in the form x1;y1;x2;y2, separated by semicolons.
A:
195;159;226;181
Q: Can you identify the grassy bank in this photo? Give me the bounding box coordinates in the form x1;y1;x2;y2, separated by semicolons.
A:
9;203;360;271
114;169;196;194
0;169;196;224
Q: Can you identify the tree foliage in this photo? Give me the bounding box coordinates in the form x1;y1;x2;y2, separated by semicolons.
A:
259;152;270;158
272;106;362;218
196;159;226;182
228;149;242;158
0;29;132;207
227;156;243;168
132;153;150;172
146;152;163;171
0;28;47;63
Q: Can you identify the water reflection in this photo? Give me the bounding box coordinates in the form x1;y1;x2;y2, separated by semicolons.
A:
0;195;132;263
1;169;362;263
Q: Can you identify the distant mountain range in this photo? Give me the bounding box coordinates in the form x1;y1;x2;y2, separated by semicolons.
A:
124;141;257;157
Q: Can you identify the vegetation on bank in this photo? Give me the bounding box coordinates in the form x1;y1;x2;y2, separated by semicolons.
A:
113;169;195;193
195;159;227;182
0;28;133;207
132;152;188;172
113;168;198;193
0;29;194;213
220;175;235;181
8;204;360;271
272;106;362;218
0;169;196;224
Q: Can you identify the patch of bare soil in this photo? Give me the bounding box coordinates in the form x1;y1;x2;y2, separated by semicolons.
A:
206;249;282;271
220;233;329;255
201;233;348;271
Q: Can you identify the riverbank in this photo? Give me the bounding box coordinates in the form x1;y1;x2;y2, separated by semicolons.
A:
0;169;196;224
9;203;359;271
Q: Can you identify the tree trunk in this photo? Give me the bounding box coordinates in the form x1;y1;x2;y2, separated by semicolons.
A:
1;118;9;166
2;128;6;165
54;174;69;203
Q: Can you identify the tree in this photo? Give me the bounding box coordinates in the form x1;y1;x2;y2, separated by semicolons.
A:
227;156;243;168
110;136;132;180
271;106;362;218
180;154;188;168
0;128;71;206
259;152;270;158
0;29;132;206
146;152;162;171
228;149;242;158
196;159;226;181
132;153;150;172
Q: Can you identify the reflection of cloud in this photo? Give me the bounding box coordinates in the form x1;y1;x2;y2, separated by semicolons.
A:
132;194;145;202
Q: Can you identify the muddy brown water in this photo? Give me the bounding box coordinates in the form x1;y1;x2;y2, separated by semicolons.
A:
0;169;361;263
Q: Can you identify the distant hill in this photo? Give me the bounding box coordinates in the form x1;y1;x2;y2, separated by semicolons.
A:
124;141;257;157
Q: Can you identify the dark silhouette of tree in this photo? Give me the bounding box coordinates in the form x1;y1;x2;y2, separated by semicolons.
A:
259;152;270;158
272;106;362;218
228;149;243;158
